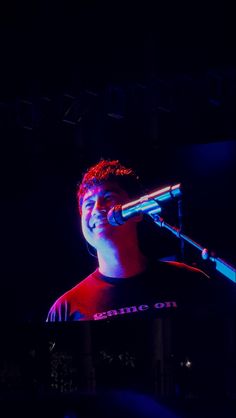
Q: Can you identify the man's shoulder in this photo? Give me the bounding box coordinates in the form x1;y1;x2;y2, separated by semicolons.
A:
60;270;100;299
146;259;212;299
151;259;210;281
156;260;235;313
46;270;99;321
162;260;210;277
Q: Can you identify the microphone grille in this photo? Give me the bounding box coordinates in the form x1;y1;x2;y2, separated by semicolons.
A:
107;205;124;226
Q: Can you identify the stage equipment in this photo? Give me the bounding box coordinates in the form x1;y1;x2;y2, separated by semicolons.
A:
108;184;236;283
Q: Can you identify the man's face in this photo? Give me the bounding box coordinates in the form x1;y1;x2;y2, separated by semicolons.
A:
80;181;137;249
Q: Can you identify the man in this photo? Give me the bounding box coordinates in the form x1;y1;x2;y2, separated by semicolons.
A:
46;159;236;400
47;159;218;323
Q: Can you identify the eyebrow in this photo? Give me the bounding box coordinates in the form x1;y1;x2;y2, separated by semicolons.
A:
83;189;120;204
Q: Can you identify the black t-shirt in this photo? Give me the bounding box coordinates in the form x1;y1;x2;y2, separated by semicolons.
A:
47;260;227;322
45;260;236;397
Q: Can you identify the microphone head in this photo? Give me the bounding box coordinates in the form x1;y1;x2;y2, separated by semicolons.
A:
107;205;124;226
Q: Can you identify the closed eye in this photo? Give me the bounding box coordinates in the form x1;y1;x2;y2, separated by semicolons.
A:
84;201;94;209
104;192;120;202
104;195;114;202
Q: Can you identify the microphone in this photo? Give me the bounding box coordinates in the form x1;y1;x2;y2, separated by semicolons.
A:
107;183;182;226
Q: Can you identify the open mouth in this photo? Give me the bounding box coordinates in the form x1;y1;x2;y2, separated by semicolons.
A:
94;221;108;229
91;219;108;230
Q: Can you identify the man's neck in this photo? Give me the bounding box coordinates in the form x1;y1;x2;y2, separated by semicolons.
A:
97;244;148;278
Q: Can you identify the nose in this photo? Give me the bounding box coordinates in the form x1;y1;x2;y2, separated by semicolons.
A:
91;197;107;215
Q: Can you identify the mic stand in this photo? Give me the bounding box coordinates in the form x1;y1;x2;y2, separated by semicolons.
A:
147;208;236;284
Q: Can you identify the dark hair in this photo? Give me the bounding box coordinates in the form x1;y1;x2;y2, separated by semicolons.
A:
77;159;141;213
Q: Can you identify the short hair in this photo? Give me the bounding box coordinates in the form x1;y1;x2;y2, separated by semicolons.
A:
77;159;141;213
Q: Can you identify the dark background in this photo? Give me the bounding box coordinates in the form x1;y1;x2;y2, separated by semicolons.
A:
0;1;236;321
0;1;235;322
0;2;236;417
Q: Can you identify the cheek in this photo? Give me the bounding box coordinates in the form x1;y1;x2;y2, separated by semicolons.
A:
81;220;86;236
81;221;94;248
81;215;90;237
